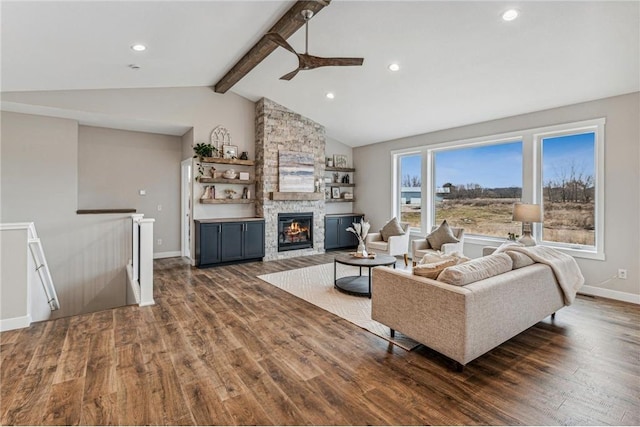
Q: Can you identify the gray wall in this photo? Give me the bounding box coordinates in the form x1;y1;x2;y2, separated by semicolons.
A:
354;92;640;300
78;125;182;254
1;112;130;318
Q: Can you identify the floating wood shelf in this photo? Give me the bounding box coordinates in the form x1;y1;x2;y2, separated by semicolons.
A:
270;192;324;201
200;157;255;166
326;199;355;203
199;198;255;204
199;177;255;185
326;166;355;172
327;183;355;187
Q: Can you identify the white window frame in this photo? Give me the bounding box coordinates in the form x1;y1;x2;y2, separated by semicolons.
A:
391;118;605;260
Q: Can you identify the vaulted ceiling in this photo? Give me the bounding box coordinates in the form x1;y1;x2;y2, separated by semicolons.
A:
2;1;638;146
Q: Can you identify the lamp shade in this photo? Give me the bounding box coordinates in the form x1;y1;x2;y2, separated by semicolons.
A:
513;203;542;223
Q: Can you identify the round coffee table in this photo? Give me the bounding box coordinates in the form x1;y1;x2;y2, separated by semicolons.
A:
334;253;397;298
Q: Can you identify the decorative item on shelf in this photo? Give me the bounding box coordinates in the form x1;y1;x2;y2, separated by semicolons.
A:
326;157;334;167
512;203;542;246
325;188;331;200
333;154;348;168
239;172;250;180
331;187;340;199
210;126;231;156
343;192;353;200
223;169;237;179
224;188;237;199
223;144;238;159
242;187;249;199
209;166;216;178
341;174;350;184
201;185;215;199
333;172;339;183
346;219;370;257
239;151;249;160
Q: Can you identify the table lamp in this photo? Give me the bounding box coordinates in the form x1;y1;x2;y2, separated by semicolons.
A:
512;203;542;246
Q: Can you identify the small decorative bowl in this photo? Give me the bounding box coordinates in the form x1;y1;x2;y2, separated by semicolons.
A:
223;170;237;179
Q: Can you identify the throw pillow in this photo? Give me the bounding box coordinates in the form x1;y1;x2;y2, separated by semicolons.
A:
426;220;459;251
419;251;470;266
413;258;458;279
437;253;513;286
505;250;535;269
379;217;405;242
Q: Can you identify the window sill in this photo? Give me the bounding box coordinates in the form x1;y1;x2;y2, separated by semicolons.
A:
464;236;604;260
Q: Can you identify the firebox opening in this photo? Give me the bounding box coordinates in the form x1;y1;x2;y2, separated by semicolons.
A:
278;213;313;252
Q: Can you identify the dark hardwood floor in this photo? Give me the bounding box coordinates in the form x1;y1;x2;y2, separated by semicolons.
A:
1;253;639;425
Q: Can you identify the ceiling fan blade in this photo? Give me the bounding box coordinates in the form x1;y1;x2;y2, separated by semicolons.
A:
265;32;298;56
280;68;301;81
319;57;365;67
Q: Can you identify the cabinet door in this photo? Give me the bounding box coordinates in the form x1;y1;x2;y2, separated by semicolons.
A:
220;222;244;262
244;221;265;259
340;216;359;248
199;223;221;265
325;217;340;250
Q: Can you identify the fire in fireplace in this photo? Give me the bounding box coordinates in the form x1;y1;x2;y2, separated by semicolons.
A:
278;213;313;252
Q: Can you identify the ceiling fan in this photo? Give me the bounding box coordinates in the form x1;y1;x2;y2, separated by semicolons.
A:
265;9;364;81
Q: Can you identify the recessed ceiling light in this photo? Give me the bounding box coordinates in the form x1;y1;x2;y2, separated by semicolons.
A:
131;44;147;52
502;9;519;21
388;63;400;72
325;92;335;99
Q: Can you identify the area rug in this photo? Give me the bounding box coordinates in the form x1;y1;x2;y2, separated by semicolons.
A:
258;263;421;351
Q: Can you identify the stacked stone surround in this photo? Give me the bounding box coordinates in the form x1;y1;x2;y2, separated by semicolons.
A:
255;98;326;260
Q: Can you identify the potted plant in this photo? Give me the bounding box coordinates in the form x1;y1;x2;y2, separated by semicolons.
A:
193;143;217;160
193;143;219;181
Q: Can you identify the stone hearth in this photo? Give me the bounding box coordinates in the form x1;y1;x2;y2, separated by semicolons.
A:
255;98;326;260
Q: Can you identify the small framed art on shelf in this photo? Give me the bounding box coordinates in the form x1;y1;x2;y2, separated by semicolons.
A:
333;154;348;168
223;145;238;159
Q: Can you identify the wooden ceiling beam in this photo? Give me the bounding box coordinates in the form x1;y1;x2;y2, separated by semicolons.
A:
213;0;331;94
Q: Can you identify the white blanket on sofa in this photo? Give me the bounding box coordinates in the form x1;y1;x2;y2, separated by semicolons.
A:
497;244;585;305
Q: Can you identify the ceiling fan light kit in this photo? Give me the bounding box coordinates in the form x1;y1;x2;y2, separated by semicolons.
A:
266;9;364;81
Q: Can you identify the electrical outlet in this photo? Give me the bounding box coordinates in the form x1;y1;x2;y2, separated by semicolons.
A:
157;204;162;211
618;269;627;279
157;238;163;246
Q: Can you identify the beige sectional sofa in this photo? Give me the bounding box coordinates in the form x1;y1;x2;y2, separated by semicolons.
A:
371;261;566;370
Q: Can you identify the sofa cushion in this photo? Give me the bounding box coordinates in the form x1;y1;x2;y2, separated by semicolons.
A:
366;240;389;251
413;258;458;279
505;250;535;269
437;253;513;286
419;251;469;265
379;217;405;242
426;220;459;250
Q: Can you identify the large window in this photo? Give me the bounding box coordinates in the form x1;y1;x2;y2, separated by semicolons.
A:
393;118;604;259
434;141;523;238
399;153;422;228
541;131;596;247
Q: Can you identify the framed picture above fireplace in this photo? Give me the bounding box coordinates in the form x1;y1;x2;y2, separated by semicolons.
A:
279;151;315;192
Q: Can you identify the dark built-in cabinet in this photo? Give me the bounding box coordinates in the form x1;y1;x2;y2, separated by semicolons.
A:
195;218;265;267
325;213;365;250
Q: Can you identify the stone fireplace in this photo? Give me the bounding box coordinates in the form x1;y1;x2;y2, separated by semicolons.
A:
255;98;326;260
278;212;313;252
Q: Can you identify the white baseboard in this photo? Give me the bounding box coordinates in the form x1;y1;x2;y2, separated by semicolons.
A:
0;315;32;332
153;251;181;259
579;285;640;304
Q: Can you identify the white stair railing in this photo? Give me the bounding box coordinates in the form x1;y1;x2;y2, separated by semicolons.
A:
126;214;155;306
27;224;60;311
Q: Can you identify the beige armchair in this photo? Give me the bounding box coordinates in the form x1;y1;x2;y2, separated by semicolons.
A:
412;226;465;266
365;222;411;266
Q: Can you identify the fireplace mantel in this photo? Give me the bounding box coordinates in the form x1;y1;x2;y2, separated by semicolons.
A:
270;192;323;201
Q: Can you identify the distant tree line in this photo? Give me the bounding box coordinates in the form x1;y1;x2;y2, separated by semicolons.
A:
544;163;594;203
403;159;594;204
